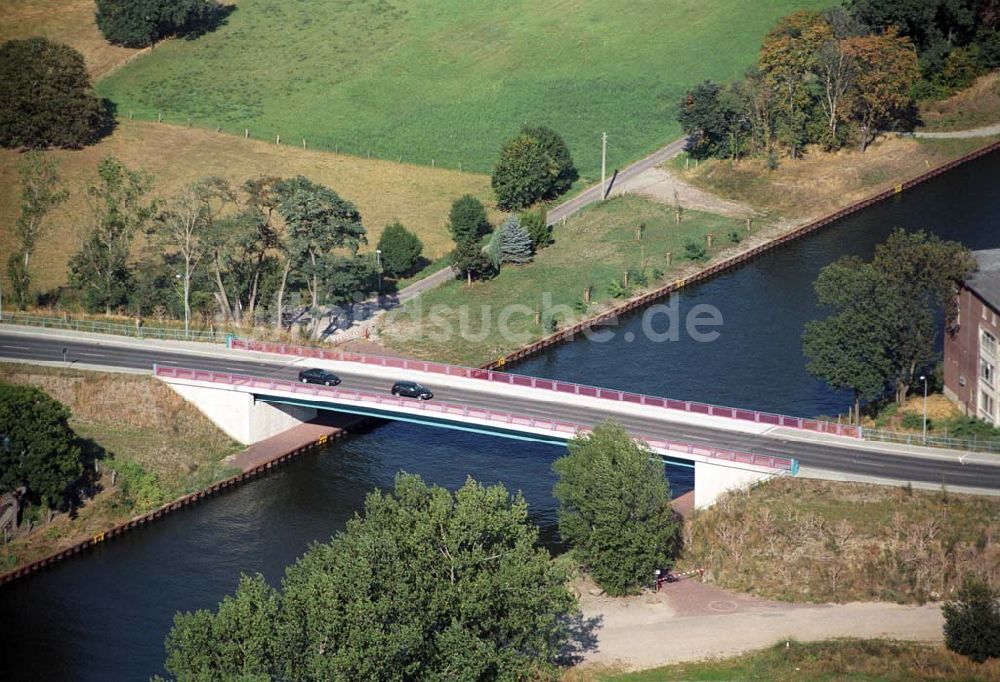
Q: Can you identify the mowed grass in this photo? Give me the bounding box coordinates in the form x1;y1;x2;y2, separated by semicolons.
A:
0;0;140;79
0;120;492;291
95;0;831;177
381;194;747;366
568;639;1000;681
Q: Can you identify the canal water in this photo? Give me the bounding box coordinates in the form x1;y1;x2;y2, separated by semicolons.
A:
1;151;998;680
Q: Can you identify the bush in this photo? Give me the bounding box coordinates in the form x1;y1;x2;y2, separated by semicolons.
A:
943;575;1000;663
377;221;423;278
728;229;743;244
0;38;110;149
492;134;556;211
553;422;680;596
519;207;551;249
95;0;223;48
109;459;167;511
684;239;708;261
901;412;930;431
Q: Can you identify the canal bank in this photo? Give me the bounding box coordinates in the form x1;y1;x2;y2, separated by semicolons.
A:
1;147;998;680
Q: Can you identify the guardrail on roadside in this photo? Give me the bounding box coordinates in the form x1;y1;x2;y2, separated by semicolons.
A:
155;364;798;473
0;313;227;343
229;338;860;439
863;427;1000;454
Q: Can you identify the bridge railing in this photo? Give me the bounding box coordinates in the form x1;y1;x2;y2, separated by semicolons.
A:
1;313;227;343
229;338;860;439
155;364;797;473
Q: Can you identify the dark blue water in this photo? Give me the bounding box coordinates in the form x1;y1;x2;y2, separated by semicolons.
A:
1;150;998;680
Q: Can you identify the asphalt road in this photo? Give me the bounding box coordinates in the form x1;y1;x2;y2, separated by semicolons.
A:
2;329;999;491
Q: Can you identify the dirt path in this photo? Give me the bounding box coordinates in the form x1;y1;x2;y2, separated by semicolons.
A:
915;122;1000;138
575;578;943;672
613;165;755;218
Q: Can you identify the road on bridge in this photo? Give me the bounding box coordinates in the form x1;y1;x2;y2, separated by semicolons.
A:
2;328;999;493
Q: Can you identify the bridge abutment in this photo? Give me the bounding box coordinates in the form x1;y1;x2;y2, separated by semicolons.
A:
694;460;775;508
166;381;316;445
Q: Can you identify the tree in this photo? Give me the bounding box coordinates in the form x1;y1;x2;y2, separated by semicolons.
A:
872;229;975;404
0;382;84;511
164;474;579;680
486;215;533;267
803;257;892;423
0;38;109;149
942;574;1000;663
275;176;367;335
69;157;155;314
553;422;681;597
7;152;68;308
451;237;494;287
95;0;223;48
843;30;920;151
521;126;578;196
816;38;857;145
520;206;551;250
447;194;490;246
492;134;557;211
377;221;423;278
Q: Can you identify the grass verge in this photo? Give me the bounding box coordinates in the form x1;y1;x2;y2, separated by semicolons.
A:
0;363;241;572
920;71;1000;132
679;477;1000;604
567;639;1000;681
380;195;749;366
0;120;492;292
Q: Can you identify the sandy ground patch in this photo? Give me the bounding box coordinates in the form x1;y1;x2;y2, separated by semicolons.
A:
614;166;755;218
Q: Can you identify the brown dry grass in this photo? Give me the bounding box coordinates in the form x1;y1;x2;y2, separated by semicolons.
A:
677;135;996;223
0;362;241;572
921;71;1000;132
0;120;493;292
681;477;1000;604
0;0;141;79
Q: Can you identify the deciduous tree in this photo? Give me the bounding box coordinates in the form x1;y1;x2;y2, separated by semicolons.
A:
492;134;557;211
377;221;423;278
521;126;578;196
164;474;580;680
7;152;68;308
553;422;681;596
95;0;223;48
447;194;491;246
0;38;109;149
943;574;1000;662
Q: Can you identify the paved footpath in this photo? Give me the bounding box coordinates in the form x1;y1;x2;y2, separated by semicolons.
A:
578;578;943;671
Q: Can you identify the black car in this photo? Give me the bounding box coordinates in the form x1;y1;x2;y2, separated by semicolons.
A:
390;381;433;400
297;368;341;386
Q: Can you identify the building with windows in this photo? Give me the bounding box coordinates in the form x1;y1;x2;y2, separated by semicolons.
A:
944;249;1000;426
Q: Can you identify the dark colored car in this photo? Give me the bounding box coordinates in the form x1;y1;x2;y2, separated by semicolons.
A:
297;368;341;386
391;381;433;400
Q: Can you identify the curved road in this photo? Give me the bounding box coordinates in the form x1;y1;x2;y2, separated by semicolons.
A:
2;329;999;492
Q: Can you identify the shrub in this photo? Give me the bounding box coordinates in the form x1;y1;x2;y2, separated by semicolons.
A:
943;575;1000;663
728;229;743;244
377;221;423;278
0;38;110;149
684;239;708;261
519;207;551;249
901;412;929;431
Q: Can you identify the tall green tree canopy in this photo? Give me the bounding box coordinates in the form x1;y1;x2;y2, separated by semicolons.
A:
521;126;578;196
447;194;491;246
0;382;84;510
553;422;681;597
0;38;109;149
95;0;224;48
492;134;558;211
70;156;156;314
165;474;580;680
942;574;1000;663
377;221;423;278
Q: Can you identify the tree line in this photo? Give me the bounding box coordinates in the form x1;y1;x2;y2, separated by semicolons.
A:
678;1;1000;161
8;153;427;338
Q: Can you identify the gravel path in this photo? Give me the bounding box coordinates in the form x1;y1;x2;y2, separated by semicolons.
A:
913;122;1000;138
576;578;943;672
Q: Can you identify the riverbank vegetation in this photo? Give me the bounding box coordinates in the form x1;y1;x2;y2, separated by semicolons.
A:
0;363;239;573
569;639;1000;681
679;477;1000;605
164;474;583;680
381;195;749;366
922;71;1000;131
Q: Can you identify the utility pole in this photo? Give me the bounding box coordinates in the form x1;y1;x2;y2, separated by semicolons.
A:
601;132;607;200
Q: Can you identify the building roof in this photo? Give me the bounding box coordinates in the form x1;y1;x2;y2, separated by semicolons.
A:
967;249;1000;312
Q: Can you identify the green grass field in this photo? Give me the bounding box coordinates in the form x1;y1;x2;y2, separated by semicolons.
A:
96;0;830;178
381;195;747;365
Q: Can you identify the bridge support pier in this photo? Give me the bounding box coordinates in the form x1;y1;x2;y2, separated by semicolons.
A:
166;382;317;445
694;460;776;508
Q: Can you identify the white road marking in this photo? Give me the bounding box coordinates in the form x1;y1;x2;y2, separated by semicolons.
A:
78;352;106;357
0;344;29;350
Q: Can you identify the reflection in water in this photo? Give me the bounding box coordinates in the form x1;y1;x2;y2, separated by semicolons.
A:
0;150;997;681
